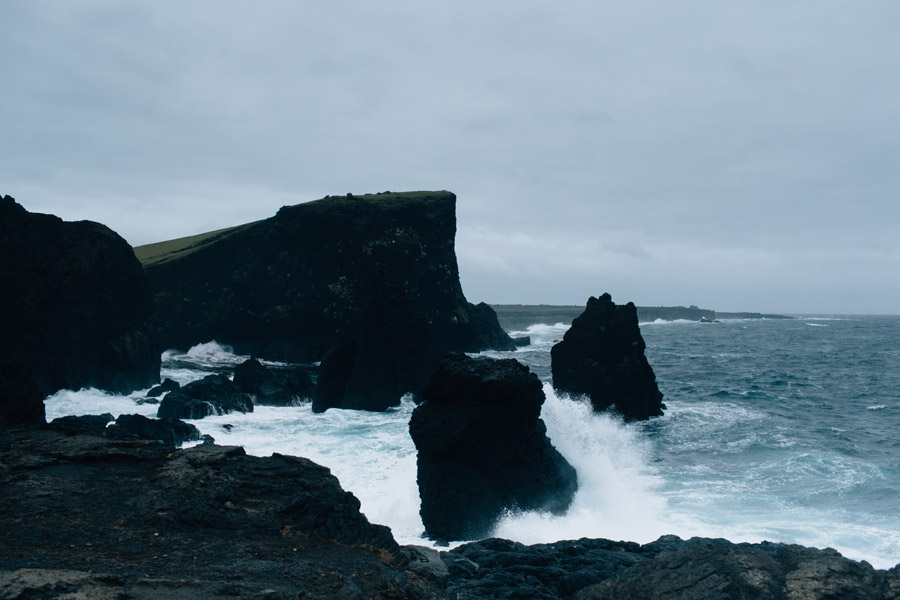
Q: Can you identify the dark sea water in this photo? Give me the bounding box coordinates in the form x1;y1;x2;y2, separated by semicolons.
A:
44;315;900;568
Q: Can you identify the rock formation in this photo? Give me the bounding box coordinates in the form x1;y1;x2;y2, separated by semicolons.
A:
0;195;160;426
157;374;253;420
442;536;900;600
0;427;438;599
233;357;316;406
409;354;578;541
139;191;514;411
551;293;665;421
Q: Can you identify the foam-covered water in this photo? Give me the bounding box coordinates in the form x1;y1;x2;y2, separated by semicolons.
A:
44;315;900;568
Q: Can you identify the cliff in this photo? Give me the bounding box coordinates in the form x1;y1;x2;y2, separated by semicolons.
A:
0;195;160;425
139;191;514;410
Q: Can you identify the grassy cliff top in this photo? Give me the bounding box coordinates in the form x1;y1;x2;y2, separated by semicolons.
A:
133;191;454;267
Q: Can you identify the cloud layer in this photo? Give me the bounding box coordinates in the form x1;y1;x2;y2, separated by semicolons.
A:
3;1;898;313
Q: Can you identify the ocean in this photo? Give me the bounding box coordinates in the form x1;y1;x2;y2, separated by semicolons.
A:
44;314;900;569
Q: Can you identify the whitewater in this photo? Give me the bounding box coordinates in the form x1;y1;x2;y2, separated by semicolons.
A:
45;315;900;569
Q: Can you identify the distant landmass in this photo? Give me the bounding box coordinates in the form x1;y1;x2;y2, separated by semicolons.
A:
491;304;791;332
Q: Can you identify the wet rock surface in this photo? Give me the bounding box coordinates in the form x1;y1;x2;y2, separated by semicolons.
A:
551;292;665;421
233;357;316;406
441;536;900;600
410;354;577;541
156;374;253;420
0;427;439;599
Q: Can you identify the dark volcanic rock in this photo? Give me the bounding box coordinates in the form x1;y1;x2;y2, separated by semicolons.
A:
233;358;315;406
0;428;440;599
146;377;180;397
0;362;44;426
551;293;665;421
409;354;577;541
47;413;114;436
0;196;160;425
142;191;514;411
106;413;200;448
157;374;253;420
442;536;900;600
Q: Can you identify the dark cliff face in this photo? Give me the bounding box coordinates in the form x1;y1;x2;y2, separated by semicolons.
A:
143;191;513;410
0;196;160;425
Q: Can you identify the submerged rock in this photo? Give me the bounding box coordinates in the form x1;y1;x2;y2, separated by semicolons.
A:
233;358;315;406
140;191;514;411
157;374;252;420
551;293;665;421
409;354;578;541
0;196;160;425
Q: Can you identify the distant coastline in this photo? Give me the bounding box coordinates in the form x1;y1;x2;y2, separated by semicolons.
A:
491;304;792;331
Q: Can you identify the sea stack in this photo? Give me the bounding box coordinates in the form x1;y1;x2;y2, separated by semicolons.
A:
139;191;515;412
410;354;578;541
551;293;665;421
0;195;160;425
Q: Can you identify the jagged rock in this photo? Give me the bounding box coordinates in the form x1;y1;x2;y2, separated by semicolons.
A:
409;354;578;541
47;413;114;436
442;536;900;600
512;336;531;347
105;413;200;448
0;428;440;599
233;358;315;406
0;196;159;426
157;374;252;420
147;378;180;397
551;293;665;421
139;191;513;411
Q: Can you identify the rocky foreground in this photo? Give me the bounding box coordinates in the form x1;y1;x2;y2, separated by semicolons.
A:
2;427;898;600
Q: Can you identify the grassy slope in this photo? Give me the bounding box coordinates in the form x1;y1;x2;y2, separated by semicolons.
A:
132;191;451;267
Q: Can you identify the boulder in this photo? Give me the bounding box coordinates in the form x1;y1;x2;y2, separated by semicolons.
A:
147;378;181;398
139;191;514;411
157;374;252;420
47;413;114;437
106;413;200;448
409;354;578;541
233;358;315;406
0;195;160;426
551;293;665;421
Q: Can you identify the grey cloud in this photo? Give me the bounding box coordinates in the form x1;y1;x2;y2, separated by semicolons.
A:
2;0;899;313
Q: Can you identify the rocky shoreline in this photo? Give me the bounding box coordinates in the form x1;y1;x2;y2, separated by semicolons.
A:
2;426;897;600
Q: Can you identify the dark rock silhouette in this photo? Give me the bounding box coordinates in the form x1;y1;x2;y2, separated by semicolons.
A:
47;413;114;437
0;195;159;426
441;536;900;600
147;377;180;397
410;354;577;541
233;358;315;406
140;191;514;411
157;374;252;420
106;413;201;448
551;293;665;421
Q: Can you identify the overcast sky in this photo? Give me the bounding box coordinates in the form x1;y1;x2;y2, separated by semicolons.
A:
2;1;898;314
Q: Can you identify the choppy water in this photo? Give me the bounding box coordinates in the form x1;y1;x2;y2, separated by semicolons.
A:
45;315;900;568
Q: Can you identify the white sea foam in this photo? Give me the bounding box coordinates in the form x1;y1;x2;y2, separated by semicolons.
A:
492;386;669;544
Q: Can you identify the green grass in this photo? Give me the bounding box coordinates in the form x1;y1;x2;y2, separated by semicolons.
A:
133;224;252;267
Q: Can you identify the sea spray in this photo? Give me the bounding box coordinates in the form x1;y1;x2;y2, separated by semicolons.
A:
492;385;669;544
